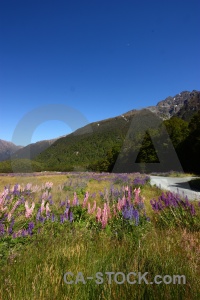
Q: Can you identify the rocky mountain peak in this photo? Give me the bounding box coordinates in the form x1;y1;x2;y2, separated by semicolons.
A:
147;90;200;120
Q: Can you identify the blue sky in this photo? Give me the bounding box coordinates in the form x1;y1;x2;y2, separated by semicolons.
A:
0;0;200;146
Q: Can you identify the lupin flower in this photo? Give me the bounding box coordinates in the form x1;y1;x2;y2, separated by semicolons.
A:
82;192;89;208
40;199;45;213
27;222;34;235
43;182;53;190
190;204;195;216
25;183;32;191
69;211;74;222
88;202;91;214
101;203;111;228
36;208;41;221
8;218;15;235
113;204;117;216
96;207;102;222
117;196;126;211
73;192;79;206
45;203;51;216
0;188;9;213
25;201;35;218
134;187;141;204
124;185;129;191
7;200;21;221
90;201;96;214
51;213;56;222
0;223;5;236
122;203;139;225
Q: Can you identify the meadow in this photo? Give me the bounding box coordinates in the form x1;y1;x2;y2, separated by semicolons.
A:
0;172;200;300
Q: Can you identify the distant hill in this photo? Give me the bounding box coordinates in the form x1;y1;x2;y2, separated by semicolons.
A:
0;139;22;161
34;112;135;171
11;138;58;160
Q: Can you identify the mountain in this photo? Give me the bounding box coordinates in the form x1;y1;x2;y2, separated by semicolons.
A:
1;89;200;173
34;113;134;171
174;91;200;121
0;139;22;161
11;138;58;160
146;90;200;120
34;90;200;172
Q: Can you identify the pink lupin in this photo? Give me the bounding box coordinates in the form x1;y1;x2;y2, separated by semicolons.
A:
96;207;102;222
25;201;35;218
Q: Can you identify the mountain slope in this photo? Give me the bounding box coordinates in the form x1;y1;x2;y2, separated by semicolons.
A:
146;90;200;120
0;139;22;161
11;138;58;160
1;89;200;173
174;91;200;121
34;90;200;172
35;112;136;171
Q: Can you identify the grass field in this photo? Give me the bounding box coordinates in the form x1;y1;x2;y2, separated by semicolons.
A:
150;171;198;178
0;172;200;300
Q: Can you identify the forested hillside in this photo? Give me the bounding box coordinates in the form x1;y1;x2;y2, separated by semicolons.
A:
0;91;200;174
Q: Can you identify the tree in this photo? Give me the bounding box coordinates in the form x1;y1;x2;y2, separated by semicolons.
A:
164;117;189;148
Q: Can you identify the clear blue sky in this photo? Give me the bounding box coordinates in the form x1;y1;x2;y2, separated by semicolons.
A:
0;0;200;146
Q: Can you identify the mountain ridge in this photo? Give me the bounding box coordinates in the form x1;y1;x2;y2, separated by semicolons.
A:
1;90;199;164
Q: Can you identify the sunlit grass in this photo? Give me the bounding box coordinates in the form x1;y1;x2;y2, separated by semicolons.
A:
0;172;199;300
1;226;199;299
150;171;198;178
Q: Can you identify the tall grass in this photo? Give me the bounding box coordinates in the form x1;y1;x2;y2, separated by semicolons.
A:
0;173;199;300
1;226;199;300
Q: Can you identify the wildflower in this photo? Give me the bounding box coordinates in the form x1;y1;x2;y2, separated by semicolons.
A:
12;184;20;196
8;200;20;221
60;201;66;207
73;192;79;206
12;233;17;239
0;223;5;236
25;201;35;218
64;207;69;217
134;187;141;204
60;214;65;223
36;208;41;221
8;218;15;235
45;203;51;216
88;202;91;214
25;183;32;191
101;203;110;228
21;229;27;237
122;204;139;225
27;222;34;235
66;199;70;208
190;204;196;216
113;204;117;216
127;186;131;204
124;185;129;191
41;199;45;213
90;201;96;214
82;192;89;207
96;207;102;222
69;211;74;222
